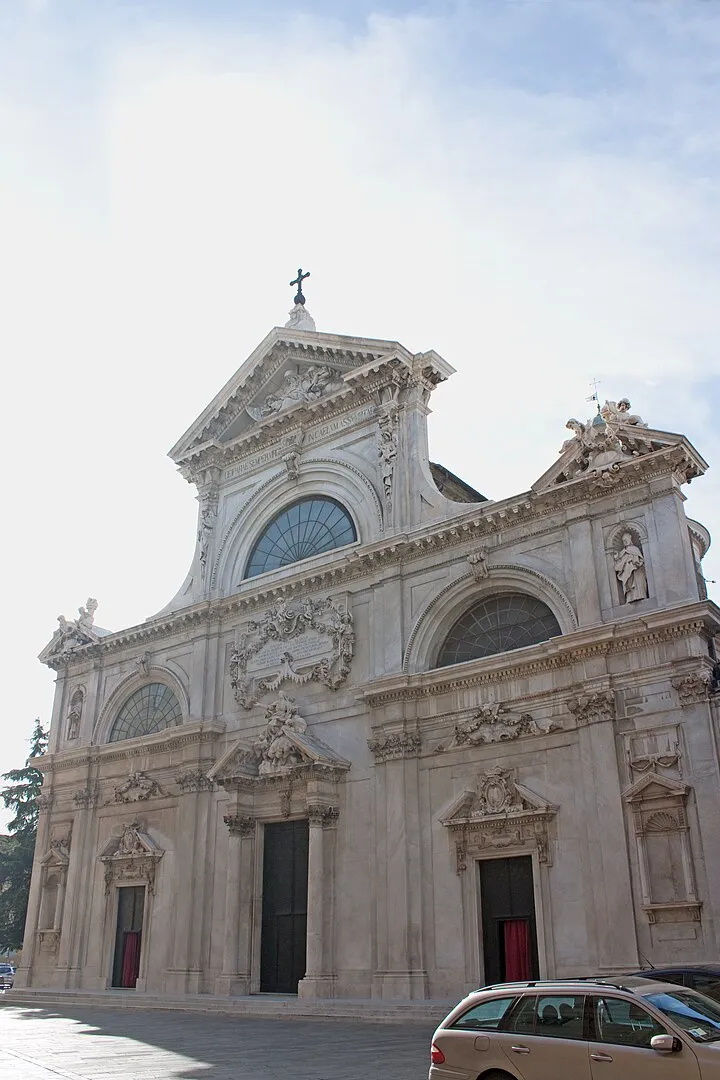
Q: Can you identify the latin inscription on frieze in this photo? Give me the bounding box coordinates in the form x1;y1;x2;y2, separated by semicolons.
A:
222;406;376;481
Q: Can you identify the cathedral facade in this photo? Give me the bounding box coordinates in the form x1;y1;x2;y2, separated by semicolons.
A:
18;302;720;1000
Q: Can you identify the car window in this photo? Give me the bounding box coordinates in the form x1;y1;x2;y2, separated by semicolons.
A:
507;994;538;1035
450;996;517;1030
690;975;720;1002
592;996;667;1048
506;995;586;1040
654;971;685;987
644;990;720;1043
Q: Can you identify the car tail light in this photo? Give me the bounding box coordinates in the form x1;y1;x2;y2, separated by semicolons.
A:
431;1043;445;1065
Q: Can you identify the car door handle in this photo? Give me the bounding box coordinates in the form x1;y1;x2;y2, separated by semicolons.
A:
510;1046;531;1054
590;1052;614;1062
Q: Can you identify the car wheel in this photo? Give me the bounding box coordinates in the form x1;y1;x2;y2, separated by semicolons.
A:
479;1072;516;1079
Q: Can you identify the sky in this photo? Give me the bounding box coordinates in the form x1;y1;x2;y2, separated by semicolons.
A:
2;0;720;825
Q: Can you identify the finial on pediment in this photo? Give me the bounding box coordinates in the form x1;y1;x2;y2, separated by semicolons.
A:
285;267;316;330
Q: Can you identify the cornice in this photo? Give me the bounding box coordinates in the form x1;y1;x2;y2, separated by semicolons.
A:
35;721;226;773
360;603;720;707
44;446;713;671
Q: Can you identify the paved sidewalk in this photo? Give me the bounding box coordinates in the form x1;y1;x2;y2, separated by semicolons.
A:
0;1001;432;1079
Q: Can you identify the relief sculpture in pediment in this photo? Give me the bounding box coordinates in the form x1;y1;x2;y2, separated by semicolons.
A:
246;364;344;421
229;595;354;709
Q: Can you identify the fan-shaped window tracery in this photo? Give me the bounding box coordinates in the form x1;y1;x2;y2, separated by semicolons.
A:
437;593;561;668
109;683;182;743
244;497;356;579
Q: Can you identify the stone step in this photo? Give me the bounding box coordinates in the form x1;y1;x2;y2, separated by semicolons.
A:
3;988;453;1025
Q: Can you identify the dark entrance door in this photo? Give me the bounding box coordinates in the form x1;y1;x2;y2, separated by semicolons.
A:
479;856;539;984
111;885;145;988
260;819;309;993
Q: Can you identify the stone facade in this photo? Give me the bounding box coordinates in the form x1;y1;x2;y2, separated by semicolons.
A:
18;312;720;1000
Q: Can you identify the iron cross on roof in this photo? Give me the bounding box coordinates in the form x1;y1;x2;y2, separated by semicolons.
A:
290;267;310;306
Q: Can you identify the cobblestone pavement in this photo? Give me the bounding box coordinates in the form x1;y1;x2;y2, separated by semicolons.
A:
0;1002;432;1080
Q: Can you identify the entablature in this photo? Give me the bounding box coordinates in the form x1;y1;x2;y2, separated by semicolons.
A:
41;443;715;671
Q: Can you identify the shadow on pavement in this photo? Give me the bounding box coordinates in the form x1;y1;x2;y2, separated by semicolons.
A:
0;1000;433;1080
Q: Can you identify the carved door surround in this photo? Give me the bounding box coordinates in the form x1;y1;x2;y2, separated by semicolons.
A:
440;768;557;989
98;822;164;990
209;695;350;997
623;773;701;925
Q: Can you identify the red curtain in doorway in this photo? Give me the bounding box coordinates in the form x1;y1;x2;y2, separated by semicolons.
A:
120;931;141;988
503;919;530;981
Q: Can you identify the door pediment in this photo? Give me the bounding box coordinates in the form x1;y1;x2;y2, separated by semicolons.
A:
209;693;351;783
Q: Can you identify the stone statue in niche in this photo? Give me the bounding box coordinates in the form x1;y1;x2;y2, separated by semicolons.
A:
66;689;83;739
197;504;216;579
614;531;649;603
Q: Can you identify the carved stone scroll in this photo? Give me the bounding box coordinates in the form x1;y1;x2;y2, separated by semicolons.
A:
229;596;354;709
567;691;615;726
176;769;214;794
672;674;710;707
436;703;561;751
111;771;166;804
367;731;421;763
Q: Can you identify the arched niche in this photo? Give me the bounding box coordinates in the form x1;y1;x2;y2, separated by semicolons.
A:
404;565;577;675
93;666;189;745
213;459;382;597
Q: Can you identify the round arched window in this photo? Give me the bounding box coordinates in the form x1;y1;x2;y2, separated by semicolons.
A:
109;683;183;742
245;497;357;579
437;593;561;668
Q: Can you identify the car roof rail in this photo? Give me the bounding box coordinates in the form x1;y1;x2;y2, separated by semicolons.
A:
475;979;638;993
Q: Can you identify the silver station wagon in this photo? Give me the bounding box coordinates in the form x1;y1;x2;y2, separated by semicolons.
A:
429;976;720;1079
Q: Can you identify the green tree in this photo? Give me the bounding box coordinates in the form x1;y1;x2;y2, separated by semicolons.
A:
0;718;48;951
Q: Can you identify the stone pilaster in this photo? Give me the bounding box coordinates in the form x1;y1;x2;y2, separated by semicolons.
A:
298;804;339;999
165;777;213;994
215;813;255;996
369;731;428;999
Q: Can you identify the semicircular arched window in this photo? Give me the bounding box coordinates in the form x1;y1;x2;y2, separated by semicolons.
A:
109;683;183;743
437;593;561;668
245;497;357;579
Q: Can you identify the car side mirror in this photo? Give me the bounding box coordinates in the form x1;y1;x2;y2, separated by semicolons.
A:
650;1034;681;1054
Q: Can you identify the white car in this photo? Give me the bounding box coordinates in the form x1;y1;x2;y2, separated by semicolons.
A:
429;976;720;1079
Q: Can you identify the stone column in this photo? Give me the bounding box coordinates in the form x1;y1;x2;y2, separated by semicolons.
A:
298;804;338;999
215;813;255;996
369;730;428;1000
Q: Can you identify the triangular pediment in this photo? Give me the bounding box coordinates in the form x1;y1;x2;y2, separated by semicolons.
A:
440;768;557;827
623;773;689;803
209;726;351;782
100;822;163;861
40;839;71;867
533;423;706;494
170;327;454;463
